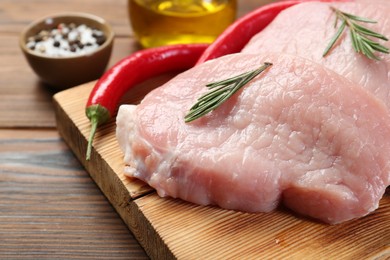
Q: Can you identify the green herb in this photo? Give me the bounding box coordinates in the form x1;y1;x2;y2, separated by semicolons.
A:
323;6;389;60
184;62;272;123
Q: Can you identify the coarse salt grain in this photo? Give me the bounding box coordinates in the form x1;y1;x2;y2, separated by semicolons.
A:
27;23;106;57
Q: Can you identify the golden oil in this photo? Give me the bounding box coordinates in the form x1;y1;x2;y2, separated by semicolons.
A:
128;0;237;48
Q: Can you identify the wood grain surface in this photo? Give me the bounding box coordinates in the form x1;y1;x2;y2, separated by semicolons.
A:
53;81;390;260
0;129;148;259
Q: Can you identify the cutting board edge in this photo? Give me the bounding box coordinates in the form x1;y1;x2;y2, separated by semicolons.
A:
53;88;133;205
53;88;179;259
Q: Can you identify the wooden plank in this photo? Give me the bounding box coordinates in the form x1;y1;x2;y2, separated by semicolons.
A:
0;34;138;128
0;129;148;259
0;0;131;36
136;193;390;260
53;81;390;260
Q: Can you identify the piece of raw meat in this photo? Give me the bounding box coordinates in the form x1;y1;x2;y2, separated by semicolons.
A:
116;53;390;224
242;1;390;108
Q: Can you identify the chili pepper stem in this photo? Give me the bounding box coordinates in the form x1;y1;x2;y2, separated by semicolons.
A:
85;104;111;160
86;116;98;160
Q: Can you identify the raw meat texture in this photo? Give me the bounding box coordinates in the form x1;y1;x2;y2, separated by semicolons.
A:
116;53;390;224
242;2;390;108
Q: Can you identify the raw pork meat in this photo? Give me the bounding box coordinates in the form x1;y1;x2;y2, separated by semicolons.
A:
242;2;390;108
116;53;390;224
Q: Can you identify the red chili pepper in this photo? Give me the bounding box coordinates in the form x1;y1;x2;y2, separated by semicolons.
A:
196;0;351;64
85;43;208;160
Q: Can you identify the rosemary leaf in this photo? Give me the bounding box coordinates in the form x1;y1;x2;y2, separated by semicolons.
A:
361;40;378;60
184;62;272;123
350;28;359;52
206;71;254;88
323;6;389;60
353;23;388;40
371;42;390;53
343;13;376;23
323;20;346;57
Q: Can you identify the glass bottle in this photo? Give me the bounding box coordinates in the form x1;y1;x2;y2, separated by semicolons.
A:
128;0;237;48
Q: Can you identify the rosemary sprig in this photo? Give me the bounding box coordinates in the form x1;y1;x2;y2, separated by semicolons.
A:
323;6;389;60
184;62;272;123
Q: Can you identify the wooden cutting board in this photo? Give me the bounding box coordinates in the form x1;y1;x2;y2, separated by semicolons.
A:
53;80;390;260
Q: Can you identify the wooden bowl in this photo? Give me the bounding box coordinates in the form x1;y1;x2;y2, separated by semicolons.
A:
19;12;114;89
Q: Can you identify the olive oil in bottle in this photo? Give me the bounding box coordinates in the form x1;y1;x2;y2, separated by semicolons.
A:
128;0;237;48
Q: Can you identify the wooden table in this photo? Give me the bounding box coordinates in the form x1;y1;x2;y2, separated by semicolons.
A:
0;0;270;258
